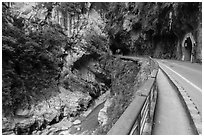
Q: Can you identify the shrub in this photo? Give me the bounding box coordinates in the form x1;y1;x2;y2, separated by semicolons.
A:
2;4;67;115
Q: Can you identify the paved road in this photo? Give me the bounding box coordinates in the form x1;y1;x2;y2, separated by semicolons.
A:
155;59;202;115
116;56;201;134
152;70;197;135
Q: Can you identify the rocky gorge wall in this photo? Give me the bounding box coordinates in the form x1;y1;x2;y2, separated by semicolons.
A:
2;55;154;135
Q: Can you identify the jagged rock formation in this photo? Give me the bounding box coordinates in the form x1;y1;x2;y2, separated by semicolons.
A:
2;52;110;135
2;86;92;135
2;55;157;135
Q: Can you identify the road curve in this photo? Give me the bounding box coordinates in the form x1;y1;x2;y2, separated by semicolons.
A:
152;69;197;135
156;59;202;115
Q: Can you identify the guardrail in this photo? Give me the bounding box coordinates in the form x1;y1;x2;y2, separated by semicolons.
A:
108;57;158;135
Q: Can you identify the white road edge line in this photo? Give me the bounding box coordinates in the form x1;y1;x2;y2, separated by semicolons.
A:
159;62;202;93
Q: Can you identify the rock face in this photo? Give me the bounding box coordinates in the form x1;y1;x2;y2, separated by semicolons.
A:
2;56;144;135
98;98;113;126
34;117;73;135
2;54;111;135
2;86;92;135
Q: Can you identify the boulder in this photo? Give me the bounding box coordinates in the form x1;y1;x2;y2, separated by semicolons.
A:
73;119;81;125
98;98;113;126
52;117;73;129
2;117;15;132
15;117;35;128
2;131;15;135
74;124;81;131
43;109;59;123
98;110;108;126
15;104;34;117
77;127;81;131
59;130;72;135
63;107;71;116
104;98;113;108
32;130;38;134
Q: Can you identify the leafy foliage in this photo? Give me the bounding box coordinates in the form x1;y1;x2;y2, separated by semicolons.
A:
2;3;67;115
2;1;201;120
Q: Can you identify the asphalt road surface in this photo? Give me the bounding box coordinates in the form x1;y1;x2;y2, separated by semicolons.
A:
152;69;196;135
156;59;202;115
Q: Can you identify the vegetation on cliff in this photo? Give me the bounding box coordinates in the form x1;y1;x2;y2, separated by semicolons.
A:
2;2;202;135
2;3;66;115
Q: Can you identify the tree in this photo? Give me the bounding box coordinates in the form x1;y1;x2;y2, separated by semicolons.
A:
2;2;67;115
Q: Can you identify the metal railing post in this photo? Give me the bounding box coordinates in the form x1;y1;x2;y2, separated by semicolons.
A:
138;113;141;134
148;88;151;123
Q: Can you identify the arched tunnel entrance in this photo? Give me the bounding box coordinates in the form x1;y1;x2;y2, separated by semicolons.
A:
183;37;193;61
181;33;196;62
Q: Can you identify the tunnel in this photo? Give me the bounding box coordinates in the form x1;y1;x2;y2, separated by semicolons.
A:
183;37;193;61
